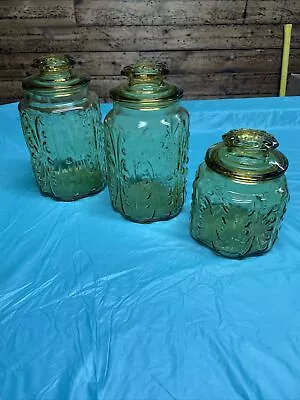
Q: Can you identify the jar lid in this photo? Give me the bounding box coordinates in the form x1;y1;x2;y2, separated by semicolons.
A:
110;62;183;107
205;128;289;182
22;54;89;93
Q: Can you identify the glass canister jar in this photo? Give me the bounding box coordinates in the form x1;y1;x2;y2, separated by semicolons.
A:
18;55;106;201
190;129;289;258
104;62;190;223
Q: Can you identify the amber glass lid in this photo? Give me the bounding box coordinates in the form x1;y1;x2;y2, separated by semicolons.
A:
22;54;89;92
205;129;289;182
110;62;183;107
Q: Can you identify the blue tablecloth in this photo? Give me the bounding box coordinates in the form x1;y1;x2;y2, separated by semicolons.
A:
1;98;300;400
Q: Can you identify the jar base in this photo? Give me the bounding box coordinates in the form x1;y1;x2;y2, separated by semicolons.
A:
113;204;183;224
108;179;185;223
190;231;273;259
39;183;106;202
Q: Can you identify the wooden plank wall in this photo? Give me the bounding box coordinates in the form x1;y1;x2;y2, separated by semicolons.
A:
0;0;300;103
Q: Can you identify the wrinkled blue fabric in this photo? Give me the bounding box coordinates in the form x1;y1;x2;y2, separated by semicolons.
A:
0;98;300;400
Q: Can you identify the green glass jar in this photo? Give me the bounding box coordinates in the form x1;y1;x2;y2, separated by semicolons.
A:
18;55;106;201
104;62;190;223
190;129;289;258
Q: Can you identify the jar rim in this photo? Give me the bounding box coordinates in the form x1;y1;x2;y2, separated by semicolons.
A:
205;128;289;182
110;62;183;107
22;54;90;94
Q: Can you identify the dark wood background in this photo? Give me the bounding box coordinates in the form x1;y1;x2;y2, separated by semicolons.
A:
0;0;300;103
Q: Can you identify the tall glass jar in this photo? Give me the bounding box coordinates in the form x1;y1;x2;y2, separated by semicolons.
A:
104;63;190;223
190;129;289;258
18;55;106;201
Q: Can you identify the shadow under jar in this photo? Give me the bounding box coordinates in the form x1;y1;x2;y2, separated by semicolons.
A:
190;129;289;258
104;63;190;223
18;55;106;201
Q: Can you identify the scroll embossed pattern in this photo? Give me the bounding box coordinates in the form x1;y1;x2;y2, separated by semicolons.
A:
191;166;289;257
20;106;106;200
20;110;55;195
105;108;189;222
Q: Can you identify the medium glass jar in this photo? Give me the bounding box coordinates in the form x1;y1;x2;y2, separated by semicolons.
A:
18;55;106;201
104;62;190;223
190;129;289;258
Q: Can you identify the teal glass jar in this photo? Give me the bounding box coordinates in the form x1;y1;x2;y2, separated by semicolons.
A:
18;55;106;201
190;129;289;258
104;63;190;223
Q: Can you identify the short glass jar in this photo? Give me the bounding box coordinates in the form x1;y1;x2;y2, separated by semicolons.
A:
104;62;190;223
190;129;289;258
18;55;106;201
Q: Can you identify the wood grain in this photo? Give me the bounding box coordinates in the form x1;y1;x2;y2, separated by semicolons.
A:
0;73;280;103
89;73;280;98
0;0;76;27
1;24;299;53
75;0;300;26
75;0;245;26
0;0;298;102
2;49;300;78
1;93;277;105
